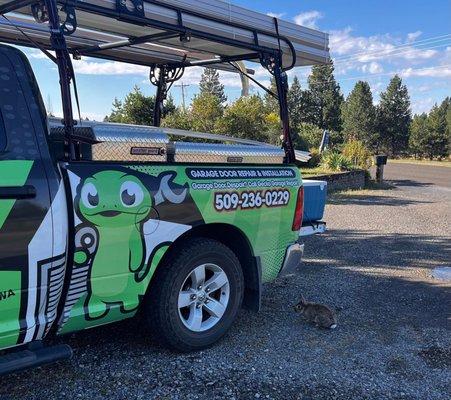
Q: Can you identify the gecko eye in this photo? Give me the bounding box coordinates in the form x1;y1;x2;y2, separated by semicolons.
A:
120;181;144;207
81;182;99;209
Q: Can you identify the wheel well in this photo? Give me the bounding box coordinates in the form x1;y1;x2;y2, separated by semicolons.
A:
159;223;261;312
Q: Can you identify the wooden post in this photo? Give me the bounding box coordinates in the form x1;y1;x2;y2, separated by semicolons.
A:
376;164;384;183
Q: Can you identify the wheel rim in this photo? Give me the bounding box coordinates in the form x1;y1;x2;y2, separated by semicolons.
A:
178;263;230;332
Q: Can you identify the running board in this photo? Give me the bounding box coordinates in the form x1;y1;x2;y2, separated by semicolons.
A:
0;342;72;376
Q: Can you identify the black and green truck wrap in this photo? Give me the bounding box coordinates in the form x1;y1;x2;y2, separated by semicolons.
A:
0;44;305;371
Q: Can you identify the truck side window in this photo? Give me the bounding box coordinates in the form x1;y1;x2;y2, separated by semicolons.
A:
0;112;6;152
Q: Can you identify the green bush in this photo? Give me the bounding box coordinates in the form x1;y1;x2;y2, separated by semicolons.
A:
321;151;353;171
307;148;322;168
296;123;324;149
342;140;372;169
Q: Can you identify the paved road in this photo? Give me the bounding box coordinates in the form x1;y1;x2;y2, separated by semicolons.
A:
1;165;450;400
380;161;451;189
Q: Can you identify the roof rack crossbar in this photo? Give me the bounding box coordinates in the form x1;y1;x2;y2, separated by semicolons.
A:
74;31;181;55
164;52;260;69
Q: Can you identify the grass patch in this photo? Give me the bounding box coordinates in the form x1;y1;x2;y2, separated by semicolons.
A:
327;180;395;201
389;159;451;168
300;167;341;176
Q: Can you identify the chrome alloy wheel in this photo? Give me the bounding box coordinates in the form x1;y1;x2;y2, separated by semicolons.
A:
178;263;230;332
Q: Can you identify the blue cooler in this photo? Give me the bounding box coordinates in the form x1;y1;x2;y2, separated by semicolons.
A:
302;180;327;222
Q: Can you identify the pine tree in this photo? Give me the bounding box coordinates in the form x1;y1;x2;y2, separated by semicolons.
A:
287;76;316;129
425;101;449;159
264;76;279;114
199;68;227;103
165;94;176;116
191;92;224;133
341;81;378;149
446;97;451;151
307;62;344;132
105;97;124;122
377;75;411;155
408;113;429;158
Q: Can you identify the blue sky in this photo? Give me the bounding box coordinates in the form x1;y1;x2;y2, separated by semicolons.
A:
19;0;451;121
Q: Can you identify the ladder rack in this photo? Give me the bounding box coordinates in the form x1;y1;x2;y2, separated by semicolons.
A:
0;0;330;164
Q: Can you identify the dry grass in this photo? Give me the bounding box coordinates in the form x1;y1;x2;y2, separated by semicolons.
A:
300;167;342;176
389;159;451;168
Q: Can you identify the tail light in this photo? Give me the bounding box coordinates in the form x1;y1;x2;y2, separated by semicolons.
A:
292;186;304;231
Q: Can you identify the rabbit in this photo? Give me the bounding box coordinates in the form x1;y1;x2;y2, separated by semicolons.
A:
293;294;340;329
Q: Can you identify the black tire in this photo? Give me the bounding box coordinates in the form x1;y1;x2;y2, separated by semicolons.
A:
145;237;244;352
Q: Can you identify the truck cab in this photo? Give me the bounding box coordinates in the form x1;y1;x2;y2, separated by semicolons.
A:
0;45;67;351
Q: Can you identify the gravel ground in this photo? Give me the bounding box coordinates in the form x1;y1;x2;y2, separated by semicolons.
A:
1;166;450;400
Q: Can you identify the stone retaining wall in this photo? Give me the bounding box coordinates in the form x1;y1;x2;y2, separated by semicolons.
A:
305;170;367;192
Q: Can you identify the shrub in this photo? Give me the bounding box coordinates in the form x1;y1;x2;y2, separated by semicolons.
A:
216;95;269;142
321;151;353;171
161;108;193;131
342;140;372;169
307;148;322;168
296;123;324;149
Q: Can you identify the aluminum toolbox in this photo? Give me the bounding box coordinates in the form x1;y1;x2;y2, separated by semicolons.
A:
49;120;169;162
48;119;288;164
174;142;285;164
302;180;327;222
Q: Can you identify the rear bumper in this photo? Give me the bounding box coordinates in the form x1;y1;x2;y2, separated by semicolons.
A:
299;221;326;237
279;242;305;277
279;221;326;277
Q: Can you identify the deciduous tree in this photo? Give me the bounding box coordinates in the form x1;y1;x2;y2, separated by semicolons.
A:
105;86;174;125
216;95;269;142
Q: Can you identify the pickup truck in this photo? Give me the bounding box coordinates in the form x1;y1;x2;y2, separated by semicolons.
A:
0;0;328;375
0;45;311;374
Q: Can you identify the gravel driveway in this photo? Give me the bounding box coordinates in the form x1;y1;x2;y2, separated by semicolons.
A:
1;164;450;400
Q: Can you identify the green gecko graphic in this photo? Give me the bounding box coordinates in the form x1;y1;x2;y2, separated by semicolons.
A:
76;170;152;319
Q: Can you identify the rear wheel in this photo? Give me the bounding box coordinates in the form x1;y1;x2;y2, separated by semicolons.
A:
145;238;244;351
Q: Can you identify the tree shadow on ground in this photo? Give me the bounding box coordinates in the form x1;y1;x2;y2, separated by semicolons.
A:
304;229;450;271
300;230;451;332
388;179;434;188
328;193;431;207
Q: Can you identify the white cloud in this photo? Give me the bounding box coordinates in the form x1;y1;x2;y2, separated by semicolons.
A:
417;85;432;93
407;31;422;42
399;65;451;78
73;59;149;76
361;62;384;74
27;49;53;60
330;28;438;63
267;12;286;19
411;97;435;114
81;112;106;121
294;11;323;29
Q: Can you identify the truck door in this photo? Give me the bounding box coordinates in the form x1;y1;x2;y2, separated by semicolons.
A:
0;45;67;350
